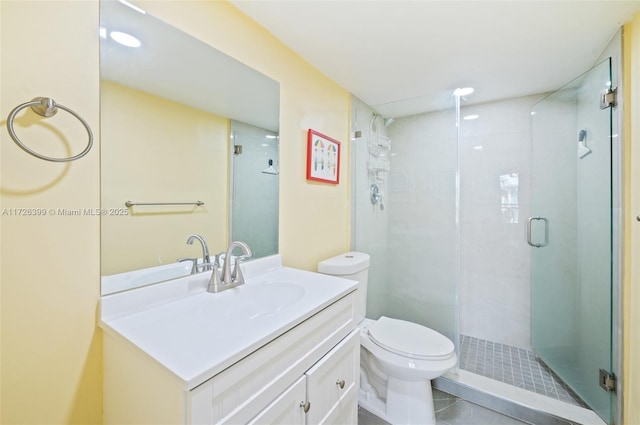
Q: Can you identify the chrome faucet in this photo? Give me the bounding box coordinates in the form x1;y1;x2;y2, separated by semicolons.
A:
177;257;199;274
186;234;212;271
207;241;252;293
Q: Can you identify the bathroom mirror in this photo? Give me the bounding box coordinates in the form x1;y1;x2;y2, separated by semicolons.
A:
100;0;279;295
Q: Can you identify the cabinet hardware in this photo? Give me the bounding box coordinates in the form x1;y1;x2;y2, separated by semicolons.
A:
300;401;310;413
336;379;345;389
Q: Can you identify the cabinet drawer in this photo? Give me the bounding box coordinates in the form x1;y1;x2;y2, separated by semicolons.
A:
189;293;355;424
305;329;360;425
248;376;306;425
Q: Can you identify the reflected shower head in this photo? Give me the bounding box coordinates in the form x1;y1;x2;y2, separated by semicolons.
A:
262;159;279;175
384;117;395;127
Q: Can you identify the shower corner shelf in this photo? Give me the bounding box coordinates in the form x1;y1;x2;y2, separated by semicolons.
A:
367;135;392;186
376;135;391;149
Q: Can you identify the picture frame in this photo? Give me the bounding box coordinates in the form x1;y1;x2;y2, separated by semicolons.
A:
306;129;341;184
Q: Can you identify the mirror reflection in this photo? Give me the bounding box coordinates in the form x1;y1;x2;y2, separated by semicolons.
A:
230;121;279;258
100;0;280;295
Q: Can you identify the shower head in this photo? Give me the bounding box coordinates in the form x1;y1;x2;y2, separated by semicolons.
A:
579;129;587;143
372;113;395;129
578;129;592;159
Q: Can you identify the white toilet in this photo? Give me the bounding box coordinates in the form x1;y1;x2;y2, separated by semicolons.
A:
318;252;457;425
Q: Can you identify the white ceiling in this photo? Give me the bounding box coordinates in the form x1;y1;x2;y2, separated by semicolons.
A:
231;0;640;117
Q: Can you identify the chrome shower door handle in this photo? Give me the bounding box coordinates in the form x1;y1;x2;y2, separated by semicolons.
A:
527;216;549;248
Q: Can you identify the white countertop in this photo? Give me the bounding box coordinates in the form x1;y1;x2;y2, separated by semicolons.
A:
99;255;357;389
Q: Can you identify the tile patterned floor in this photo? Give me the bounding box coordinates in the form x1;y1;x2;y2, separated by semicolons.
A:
358;389;530;425
459;334;585;407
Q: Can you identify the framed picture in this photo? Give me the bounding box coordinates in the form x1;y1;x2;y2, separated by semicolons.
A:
306;129;341;184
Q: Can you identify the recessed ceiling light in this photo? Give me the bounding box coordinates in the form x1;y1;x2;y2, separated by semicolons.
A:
454;87;474;97
463;114;479;120
265;135;278;139
110;31;141;48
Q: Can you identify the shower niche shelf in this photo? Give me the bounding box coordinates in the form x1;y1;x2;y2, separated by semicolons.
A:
367;135;391;182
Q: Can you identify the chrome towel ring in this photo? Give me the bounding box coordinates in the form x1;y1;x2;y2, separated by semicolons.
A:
6;97;93;162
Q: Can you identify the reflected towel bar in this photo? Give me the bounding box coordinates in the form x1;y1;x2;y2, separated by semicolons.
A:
125;201;205;207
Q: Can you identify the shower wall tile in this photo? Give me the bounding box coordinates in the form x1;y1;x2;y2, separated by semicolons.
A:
351;96;391;320
458;95;543;349
366;94;544;349
459;204;531;280
387;106;458;339
460;271;531;349
460;97;535;139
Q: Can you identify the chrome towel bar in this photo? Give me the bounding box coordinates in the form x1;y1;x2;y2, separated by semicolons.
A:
125;201;205;207
6;97;93;162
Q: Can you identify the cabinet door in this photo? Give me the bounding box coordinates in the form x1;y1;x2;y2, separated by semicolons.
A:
248;376;306;425
305;329;359;425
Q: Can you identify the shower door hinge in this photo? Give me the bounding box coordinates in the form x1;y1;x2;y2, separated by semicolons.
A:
600;87;617;109
599;369;617;393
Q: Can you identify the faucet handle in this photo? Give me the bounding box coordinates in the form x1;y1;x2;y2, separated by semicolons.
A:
213;252;225;267
231;257;246;285
177;258;198;274
205;262;224;293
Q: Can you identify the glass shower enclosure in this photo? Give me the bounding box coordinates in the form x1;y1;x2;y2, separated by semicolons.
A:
351;57;619;425
530;58;617;423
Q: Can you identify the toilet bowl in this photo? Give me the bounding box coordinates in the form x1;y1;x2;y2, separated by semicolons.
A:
318;252;457;425
359;317;457;424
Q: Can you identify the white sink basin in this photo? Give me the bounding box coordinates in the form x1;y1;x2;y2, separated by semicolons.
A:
99;255;357;388
213;281;306;321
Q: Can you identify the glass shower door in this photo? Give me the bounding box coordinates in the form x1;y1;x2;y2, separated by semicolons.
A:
530;58;614;423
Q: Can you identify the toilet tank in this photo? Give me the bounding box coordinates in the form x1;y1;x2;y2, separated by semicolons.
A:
318;252;370;323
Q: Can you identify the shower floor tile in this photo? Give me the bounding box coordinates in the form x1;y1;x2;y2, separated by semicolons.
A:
459;334;586;407
358;390;530;425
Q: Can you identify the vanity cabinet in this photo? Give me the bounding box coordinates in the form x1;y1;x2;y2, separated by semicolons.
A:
303;329;359;424
103;289;359;425
248;376;306;425
249;330;359;425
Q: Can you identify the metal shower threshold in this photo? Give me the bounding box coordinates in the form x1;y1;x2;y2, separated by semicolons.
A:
433;370;606;425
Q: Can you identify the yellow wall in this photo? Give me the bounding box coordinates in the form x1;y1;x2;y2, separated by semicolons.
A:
0;0;350;423
100;81;228;276
133;0;352;272
0;1;102;424
624;13;640;425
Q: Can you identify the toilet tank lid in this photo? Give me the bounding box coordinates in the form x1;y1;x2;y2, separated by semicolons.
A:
318;252;370;275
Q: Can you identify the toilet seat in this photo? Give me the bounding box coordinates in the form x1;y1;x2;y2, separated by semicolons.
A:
367;316;455;360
